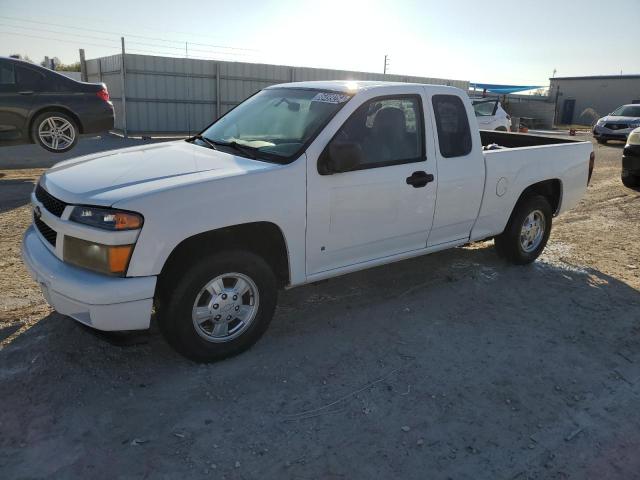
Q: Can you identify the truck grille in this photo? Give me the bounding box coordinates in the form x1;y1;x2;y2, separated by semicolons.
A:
604;123;629;130
34;216;57;247
35;184;68;217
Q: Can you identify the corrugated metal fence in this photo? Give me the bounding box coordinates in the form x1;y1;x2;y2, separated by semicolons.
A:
85;54;469;134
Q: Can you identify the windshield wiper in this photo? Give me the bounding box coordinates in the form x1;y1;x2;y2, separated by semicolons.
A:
211;140;258;159
186;134;218;150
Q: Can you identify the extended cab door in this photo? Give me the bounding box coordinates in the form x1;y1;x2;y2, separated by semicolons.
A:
426;92;485;246
306;87;437;275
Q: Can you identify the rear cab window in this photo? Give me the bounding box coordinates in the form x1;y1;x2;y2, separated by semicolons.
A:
432;94;472;158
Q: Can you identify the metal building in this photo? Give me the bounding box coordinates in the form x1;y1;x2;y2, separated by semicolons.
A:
83;53;469;135
550;75;640;126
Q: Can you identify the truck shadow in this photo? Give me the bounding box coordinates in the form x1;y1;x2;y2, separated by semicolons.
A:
0;178;35;214
2;243;640;478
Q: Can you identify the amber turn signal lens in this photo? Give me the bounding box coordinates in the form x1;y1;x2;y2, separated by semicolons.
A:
108;245;134;274
114;212;143;230
64;236;134;276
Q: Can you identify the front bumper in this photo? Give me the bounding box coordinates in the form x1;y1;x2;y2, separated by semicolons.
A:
22;225;156;331
593;125;634;141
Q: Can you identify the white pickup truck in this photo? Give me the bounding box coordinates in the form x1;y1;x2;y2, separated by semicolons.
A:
22;81;595;361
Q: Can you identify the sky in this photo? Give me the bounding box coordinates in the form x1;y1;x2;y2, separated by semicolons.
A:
1;0;639;87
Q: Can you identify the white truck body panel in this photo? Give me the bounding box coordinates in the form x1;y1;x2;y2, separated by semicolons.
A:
22;81;594;332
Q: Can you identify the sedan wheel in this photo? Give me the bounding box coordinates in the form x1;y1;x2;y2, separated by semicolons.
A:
32;112;79;153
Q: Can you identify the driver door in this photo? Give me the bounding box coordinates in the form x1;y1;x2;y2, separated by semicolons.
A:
305;89;437;275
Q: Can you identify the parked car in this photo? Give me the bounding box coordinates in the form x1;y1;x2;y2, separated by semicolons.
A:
622;127;640;189
593;104;640;144
22;81;595;362
472;98;511;131
0;57;114;153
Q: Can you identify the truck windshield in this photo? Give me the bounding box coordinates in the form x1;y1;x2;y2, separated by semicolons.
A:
199;88;352;163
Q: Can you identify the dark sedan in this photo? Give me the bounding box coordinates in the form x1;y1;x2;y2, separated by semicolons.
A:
0;57;114;153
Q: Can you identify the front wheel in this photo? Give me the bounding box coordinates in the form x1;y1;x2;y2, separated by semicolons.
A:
157;250;277;362
494;195;552;264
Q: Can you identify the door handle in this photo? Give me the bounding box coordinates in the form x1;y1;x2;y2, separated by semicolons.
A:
406;171;434;188
18;91;34;95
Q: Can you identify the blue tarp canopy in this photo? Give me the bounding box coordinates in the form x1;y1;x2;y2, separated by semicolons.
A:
470;83;542;94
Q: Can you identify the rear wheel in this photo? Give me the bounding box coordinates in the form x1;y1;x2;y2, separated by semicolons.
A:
32;111;78;153
157;250;277;362
494;195;552;264
622;169;640;189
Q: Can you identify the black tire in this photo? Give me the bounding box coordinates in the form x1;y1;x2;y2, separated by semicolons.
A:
621;170;640;189
156;250;277;362
596;138;607;145
31;111;79;153
495;126;508;132
494;195;552;265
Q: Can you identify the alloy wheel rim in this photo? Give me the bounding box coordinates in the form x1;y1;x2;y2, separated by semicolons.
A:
191;272;259;343
38;117;75;151
520;210;545;253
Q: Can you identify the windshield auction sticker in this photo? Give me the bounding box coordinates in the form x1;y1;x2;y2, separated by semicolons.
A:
312;92;351;104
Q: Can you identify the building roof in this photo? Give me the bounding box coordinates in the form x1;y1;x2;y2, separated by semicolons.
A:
550;74;640;81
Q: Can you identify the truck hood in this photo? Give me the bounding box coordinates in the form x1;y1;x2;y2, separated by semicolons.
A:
40;140;279;207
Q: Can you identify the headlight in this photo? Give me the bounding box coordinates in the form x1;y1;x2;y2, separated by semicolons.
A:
627;131;640;146
596;118;606;126
69;206;143;230
63;236;134;276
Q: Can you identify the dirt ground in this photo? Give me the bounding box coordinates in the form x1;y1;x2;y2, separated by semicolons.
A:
1;137;640;479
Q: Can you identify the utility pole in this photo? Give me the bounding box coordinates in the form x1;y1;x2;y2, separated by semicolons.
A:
79;49;87;82
383;54;390;75
120;36;128;138
185;42;188;58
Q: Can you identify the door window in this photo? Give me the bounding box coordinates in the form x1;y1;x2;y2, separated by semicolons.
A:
15;66;44;91
326;95;424;171
0;62;17;92
432;95;472;158
473;100;497;117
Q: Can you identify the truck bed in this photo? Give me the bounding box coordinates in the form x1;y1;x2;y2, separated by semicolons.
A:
471;132;593;243
480;130;579;149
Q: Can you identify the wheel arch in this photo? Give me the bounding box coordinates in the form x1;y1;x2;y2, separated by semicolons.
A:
28;106;84;141
157;221;291;293
514;178;562;216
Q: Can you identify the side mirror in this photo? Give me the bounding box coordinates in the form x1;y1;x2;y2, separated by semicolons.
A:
326;141;364;173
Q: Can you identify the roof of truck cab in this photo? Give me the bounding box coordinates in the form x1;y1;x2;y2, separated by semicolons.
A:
266;80;458;93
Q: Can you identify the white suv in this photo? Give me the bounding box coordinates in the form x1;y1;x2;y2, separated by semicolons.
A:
472;98;511;131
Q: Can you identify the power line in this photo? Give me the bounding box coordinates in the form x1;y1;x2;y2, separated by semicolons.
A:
0;30;258;61
0;30;120;51
0;15;258;52
0;23;121;45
